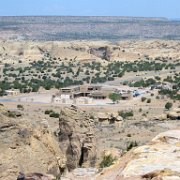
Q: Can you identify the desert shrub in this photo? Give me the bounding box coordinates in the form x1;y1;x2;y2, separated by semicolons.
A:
147;98;151;103
165;102;173;110
109;93;121;103
118;110;134;119
156;96;160;99
141;97;146;102
17;104;24;110
126;141;138;151
155;76;161;80
49;112;60;118
159;89;180;100
45;110;53;114
6;111;17;118
127;134;132;137
99;154;116;168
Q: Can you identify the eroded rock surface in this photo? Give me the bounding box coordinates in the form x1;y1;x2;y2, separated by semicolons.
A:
0;107;66;180
58;105;96;171
17;172;55;180
96;130;180;180
167;108;180;120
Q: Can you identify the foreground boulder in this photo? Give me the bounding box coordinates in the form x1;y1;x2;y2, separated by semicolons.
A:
58;105;96;171
167;108;180;120
121;130;180;179
96;130;180;180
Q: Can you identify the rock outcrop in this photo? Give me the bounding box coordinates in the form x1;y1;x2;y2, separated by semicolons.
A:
58;105;96;171
1;40;180;64
0;107;66;180
90;46;112;61
97;112;123;124
96;130;180;180
0;105;97;179
167;108;180;120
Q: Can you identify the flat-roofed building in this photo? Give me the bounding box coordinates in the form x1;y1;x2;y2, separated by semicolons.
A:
88;91;107;99
5;89;20;96
58;85;106;100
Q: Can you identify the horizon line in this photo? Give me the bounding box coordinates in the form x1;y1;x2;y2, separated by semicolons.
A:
0;15;170;19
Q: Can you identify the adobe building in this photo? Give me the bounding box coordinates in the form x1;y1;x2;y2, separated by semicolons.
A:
5;89;20;96
89;91;106;99
58;85;109;100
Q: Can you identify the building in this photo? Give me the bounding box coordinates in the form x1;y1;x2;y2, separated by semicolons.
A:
57;85;108;100
5;89;20;96
89;91;106;99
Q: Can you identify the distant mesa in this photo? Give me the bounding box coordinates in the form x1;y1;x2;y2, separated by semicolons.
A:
0;16;180;41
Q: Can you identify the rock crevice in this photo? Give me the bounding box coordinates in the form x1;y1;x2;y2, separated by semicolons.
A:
58;106;96;171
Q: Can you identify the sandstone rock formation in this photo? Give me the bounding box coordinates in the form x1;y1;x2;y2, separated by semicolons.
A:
0;107;66;180
152;114;167;121
96;130;180;180
90;46;112;61
1;40;180;64
167;108;180;120
58;105;96;171
97;112;123;124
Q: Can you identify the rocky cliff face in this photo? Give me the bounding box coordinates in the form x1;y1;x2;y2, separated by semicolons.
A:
61;130;180;179
1;40;180;64
0;105;97;180
0;107;66;180
58;105;96;171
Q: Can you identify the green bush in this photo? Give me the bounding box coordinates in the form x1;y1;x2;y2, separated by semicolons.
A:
118;110;134;119
6;111;20;118
141;97;146;102
17;104;24;110
49;112;60;118
156;96;160;99
45;110;53;114
126;141;138;151
165;102;173;110
109;93;121;103
45;110;59;118
99;154;116;168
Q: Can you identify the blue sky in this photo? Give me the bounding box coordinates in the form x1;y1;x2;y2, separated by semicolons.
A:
0;0;179;18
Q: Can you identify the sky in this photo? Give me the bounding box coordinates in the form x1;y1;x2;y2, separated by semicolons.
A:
0;0;179;19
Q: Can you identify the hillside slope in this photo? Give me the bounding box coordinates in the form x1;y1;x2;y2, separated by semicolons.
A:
0;40;180;63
